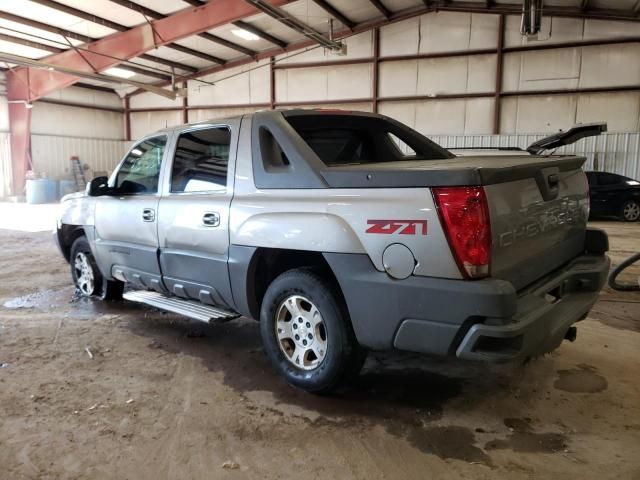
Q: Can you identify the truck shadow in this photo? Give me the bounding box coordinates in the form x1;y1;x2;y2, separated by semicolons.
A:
123;312;567;465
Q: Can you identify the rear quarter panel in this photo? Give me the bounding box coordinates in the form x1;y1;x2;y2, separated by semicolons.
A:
231;119;461;279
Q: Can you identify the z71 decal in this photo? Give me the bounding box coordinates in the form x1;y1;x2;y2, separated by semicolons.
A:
366;220;428;235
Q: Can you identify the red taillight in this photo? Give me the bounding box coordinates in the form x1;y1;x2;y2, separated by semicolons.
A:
432;186;491;279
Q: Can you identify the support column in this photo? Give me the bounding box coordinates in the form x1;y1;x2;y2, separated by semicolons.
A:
182;81;188;124
124;96;131;141
269;56;276;109
7;69;32;196
493;14;505;135
372;28;380;113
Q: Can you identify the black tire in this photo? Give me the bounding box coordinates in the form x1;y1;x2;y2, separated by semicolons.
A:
621;200;640;222
260;268;366;394
70;237;124;301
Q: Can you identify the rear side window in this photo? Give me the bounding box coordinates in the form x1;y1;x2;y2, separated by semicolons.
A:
285;114;450;166
598;173;624;186
171;127;231;193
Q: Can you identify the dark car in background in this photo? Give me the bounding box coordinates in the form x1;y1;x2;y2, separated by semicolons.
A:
586;171;640;222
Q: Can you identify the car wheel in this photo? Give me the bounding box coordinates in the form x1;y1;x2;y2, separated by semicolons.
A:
260;268;366;394
621;200;640;222
70;237;123;300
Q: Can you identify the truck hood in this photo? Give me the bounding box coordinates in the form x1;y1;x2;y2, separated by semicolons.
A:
61;191;86;203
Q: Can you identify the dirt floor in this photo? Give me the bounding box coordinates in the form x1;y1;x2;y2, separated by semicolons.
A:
0;218;639;479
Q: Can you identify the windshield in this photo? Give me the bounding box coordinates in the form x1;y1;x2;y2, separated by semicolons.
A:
285;114;452;166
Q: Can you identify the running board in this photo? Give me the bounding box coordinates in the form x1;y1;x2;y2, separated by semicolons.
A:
123;290;240;323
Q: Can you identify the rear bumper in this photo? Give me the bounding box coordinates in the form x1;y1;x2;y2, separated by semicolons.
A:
453;252;609;360
324;228;609;361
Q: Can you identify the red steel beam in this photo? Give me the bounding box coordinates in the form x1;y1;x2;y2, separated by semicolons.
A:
6;0;290;103
8;101;32;197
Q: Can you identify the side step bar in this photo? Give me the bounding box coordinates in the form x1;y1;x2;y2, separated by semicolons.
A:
123;290;240;323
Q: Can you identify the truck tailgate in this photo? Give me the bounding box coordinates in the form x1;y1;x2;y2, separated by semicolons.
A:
484;165;589;291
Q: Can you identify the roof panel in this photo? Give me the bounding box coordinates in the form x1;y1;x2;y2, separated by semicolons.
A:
170;36;243;62
0;21;78;50
207;23;278;53
50;0;154;29
321;0;381;23
121;0;188;15
144;45;212;69
0;39;51;59
2;0;116;39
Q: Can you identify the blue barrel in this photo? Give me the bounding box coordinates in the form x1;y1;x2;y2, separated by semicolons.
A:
58;179;78;199
26;178;58;204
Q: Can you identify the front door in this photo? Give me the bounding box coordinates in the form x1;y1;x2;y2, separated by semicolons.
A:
93;135;168;291
157;123;237;308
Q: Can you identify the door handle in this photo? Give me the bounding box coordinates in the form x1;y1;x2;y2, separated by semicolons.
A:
142;208;155;222
202;212;220;227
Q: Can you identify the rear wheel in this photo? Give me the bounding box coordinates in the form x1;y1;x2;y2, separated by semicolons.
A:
260;268;366;394
70;237;123;300
621;200;640;222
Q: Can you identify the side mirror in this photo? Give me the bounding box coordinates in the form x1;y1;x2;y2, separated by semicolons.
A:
86;176;110;197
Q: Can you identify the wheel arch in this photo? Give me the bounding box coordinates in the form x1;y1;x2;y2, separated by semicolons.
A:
229;246;346;321
58;224;88;263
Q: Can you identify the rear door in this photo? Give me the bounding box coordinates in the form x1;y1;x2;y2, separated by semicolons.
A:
94;135;168;290
157;121;238;308
592;172;626;215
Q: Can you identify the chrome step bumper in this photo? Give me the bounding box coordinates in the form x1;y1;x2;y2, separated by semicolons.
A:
123;290;240;323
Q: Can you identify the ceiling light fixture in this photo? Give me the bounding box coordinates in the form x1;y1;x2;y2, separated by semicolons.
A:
103;67;136;79
232;28;260;41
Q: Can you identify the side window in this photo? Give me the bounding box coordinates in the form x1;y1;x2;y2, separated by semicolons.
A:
171;127;231;193
388;132;417;157
598;173;623;186
116;136;166;194
586;172;597;186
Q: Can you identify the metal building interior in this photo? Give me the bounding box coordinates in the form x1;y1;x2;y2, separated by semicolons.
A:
0;1;638;478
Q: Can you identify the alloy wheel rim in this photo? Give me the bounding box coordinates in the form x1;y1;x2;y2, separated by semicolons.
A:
74;252;95;296
275;295;328;371
623;202;640;221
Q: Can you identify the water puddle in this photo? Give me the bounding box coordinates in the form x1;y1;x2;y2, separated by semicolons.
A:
554;364;608;393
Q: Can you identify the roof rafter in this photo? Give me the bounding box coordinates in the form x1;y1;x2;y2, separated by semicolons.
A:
243;0;343;50
232;20;288;48
0;11;198;73
180;0;288;48
368;0;392;19
107;0;257;58
311;0;356;30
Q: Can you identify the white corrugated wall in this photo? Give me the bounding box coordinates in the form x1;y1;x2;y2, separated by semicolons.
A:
30;134;129;180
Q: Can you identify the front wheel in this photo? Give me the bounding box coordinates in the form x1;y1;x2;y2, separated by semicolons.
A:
70;237;123;300
621;200;640;222
260;268;366;394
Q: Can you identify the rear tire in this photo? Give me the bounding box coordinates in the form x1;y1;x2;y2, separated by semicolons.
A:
70;237;123;301
260;268;366;394
621;200;640;222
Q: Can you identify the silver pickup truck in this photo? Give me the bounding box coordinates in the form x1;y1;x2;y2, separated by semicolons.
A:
56;110;610;393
